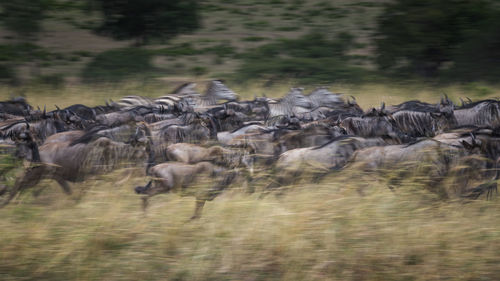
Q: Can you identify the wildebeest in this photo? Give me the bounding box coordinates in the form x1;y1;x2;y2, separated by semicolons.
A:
350;137;495;198
134;161;228;219
0;131;147;207
454;100;500;128
391;97;457;137
0;97;32;116
340;115;409;141
265;136;397;193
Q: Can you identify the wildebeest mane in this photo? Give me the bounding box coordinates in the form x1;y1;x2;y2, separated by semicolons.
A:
69;125;109;146
457;99;499;109
312;135;356;150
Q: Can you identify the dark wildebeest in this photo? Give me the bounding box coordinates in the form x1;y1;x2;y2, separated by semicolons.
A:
454;100;500;128
385;100;440;114
391;96;457;137
0;97;32;116
0;131;147;207
340;116;409;141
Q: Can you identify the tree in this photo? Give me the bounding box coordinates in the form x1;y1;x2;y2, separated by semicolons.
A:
0;0;47;39
95;0;200;44
375;0;495;77
451;11;500;81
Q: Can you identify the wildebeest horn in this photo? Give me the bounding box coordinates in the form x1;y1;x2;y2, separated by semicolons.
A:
55;105;60;111
381;102;385;110
466;97;472;103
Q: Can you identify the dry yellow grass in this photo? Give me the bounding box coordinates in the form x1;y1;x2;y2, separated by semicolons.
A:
0;168;500;281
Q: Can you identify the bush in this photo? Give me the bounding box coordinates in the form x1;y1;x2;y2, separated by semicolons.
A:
190;66;207;77
154;43;198;56
375;0;498;78
0;64;15;81
242;36;268;42
95;0;200;44
33;73;65;88
81;48;157;83
202;42;236;58
0;43;53;62
235;32;369;84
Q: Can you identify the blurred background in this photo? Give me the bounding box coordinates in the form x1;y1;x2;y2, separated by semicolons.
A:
0;0;499;103
2;1;500;280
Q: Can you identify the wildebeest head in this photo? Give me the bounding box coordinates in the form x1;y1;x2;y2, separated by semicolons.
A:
345;96;364;115
12;129;40;162
135;180;154;194
364;102;391;118
429;97;457;133
0;97;32;116
438;94;455;116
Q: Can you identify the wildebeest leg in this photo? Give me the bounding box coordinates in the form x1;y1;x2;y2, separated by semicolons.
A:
141;196;149;211
0;184;7;197
55;177;72;195
0;166;45;208
140;185;166;212
190;199;206;220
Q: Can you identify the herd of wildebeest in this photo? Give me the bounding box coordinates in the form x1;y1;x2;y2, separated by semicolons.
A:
1;81;499;218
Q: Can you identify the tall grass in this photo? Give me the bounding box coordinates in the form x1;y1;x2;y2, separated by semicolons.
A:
1;168;500;280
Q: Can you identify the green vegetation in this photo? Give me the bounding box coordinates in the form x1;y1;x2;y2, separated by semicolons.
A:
0;65;15;83
235;32;370;84
0;0;47;39
95;0;201;44
0;43;53;62
375;0;500;79
0;0;498;86
81;48;158;83
33;73;65;87
154;43;199;56
242;36;269;42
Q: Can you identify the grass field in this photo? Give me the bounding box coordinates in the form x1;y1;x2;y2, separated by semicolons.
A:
1;83;500;280
1;165;500;281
